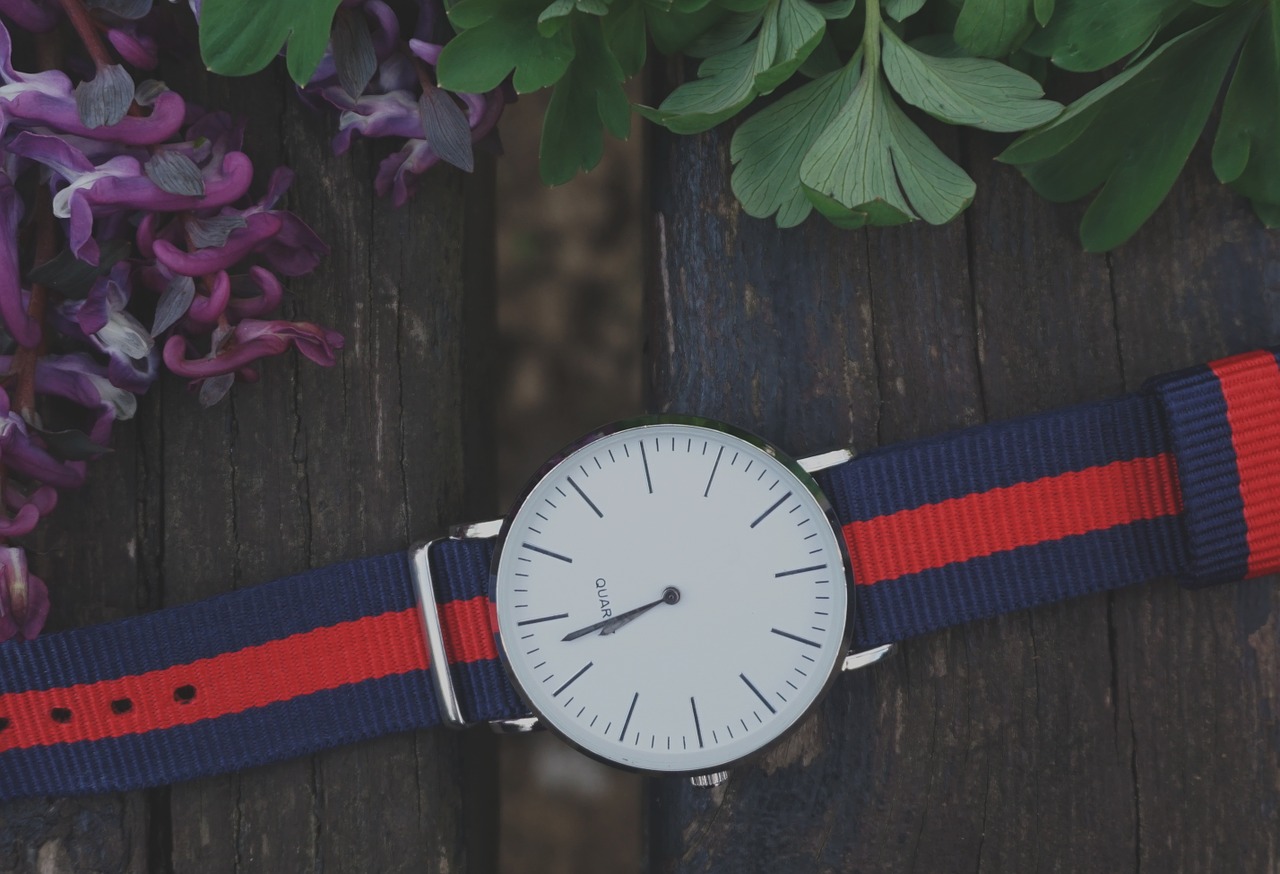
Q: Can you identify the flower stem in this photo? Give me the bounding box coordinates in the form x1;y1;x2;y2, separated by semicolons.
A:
13;188;55;418
58;0;113;68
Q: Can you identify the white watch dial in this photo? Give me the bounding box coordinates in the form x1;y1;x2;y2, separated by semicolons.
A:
492;420;851;774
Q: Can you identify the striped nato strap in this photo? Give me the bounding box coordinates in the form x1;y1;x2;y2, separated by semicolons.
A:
2;348;1277;800
816;348;1280;648
0;541;526;802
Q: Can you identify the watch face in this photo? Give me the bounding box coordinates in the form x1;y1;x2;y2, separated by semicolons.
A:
491;417;852;775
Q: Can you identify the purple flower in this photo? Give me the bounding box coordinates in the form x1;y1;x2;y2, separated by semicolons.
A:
227;267;284;320
106;24;160;70
37;353;138;444
55;267;158;393
0;388;86;490
164;318;344;380
0;21;184;144
9;131;254;263
0;547;49;642
0;0;57;33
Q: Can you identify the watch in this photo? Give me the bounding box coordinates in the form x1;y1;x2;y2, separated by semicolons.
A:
2;346;1277;799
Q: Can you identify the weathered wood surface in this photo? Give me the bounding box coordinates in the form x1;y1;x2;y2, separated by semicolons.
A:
0;52;497;874
645;103;1280;869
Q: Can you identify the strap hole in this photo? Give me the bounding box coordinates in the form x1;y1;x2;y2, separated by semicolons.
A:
174;685;196;703
0;717;9;731
111;698;133;715
51;707;72;723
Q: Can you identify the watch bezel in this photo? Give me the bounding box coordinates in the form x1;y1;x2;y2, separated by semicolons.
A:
488;414;856;778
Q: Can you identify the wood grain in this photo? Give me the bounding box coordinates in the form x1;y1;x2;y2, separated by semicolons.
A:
645;95;1280;871
0;45;496;874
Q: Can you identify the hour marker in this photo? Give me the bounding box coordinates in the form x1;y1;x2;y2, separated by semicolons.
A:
690;697;704;748
751;491;793;528
775;563;826;578
567;476;604;518
553;662;593;697
639;441;653;493
740;673;776;714
516;613;570;627
704;445;725;497
620;692;639;741
522;542;574;563
771;628;822;648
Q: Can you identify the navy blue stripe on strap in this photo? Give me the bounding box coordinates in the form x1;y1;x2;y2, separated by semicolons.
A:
817;391;1190;648
0;544;524;802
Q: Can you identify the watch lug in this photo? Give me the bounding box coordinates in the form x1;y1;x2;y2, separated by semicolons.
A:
797;448;855;474
690;771;730;788
449;518;504;540
489;716;542;734
842;643;896;672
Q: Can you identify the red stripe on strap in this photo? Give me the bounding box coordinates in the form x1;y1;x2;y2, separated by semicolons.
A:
0;597;495;753
844;455;1182;585
1209;350;1280;577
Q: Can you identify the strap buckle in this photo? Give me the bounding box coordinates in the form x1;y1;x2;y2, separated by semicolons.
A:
408;519;504;729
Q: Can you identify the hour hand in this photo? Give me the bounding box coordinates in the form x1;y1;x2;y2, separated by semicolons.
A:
561;587;680;641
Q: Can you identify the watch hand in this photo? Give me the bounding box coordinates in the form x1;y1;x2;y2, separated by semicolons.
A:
561;587;680;641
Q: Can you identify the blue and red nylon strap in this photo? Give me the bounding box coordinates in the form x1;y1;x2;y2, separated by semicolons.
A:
0;543;525;802
816;347;1280;647
2;348;1278;800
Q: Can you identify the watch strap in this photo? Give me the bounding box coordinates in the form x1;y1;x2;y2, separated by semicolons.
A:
0;543;525;801
1150;349;1280;586
819;347;1280;648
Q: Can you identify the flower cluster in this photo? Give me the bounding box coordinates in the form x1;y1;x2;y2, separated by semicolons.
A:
301;0;507;206
0;1;341;641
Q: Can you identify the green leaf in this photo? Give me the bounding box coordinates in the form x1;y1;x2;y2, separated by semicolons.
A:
605;0;648;75
1022;0;1187;72
1034;0;1054;26
1212;7;1280;215
1001;6;1256;250
200;0;343;85
641;0;826;133
647;0;729;53
540;14;630;184
954;0;1036;57
799;61;975;227
881;28;1062;131
883;0;926;21
438;0;576;94
730;61;861;226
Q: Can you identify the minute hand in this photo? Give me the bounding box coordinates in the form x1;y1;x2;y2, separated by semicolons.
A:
561;587;680;642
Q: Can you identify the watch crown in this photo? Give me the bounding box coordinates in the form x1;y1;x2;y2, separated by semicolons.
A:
689;771;730;788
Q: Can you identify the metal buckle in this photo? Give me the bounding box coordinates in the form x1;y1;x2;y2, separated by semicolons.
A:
408;519;504;730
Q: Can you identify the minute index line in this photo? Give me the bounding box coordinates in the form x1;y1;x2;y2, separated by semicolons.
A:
567;476;604;518
522;542;574;563
771;628;822;648
516;613;569;627
553;662;593;697
750;491;793;528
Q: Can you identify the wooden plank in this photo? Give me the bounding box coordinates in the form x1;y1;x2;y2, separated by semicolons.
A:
645;109;1280;869
0;49;496;874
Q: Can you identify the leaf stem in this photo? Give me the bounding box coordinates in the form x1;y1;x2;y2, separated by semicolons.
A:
863;0;882;73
